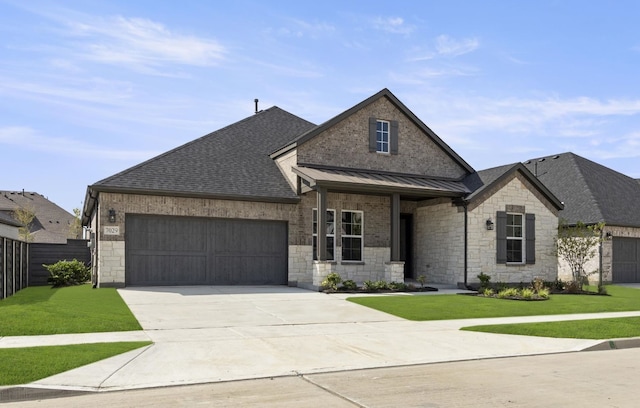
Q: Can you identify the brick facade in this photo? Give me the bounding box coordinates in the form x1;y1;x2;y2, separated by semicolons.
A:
297;97;467;178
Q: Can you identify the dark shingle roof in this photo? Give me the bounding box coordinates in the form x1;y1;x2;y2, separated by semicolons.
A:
92;107;316;201
523;152;640;227
463;163;563;210
0;191;75;243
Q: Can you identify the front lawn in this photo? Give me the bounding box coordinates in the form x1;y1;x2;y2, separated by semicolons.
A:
0;284;141;336
0;342;151;385
347;285;640;321
461;316;640;339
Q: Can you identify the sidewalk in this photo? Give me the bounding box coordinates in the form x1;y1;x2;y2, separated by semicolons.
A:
1;286;640;395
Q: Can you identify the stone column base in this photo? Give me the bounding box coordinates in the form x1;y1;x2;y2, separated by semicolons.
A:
385;261;405;282
312;261;336;288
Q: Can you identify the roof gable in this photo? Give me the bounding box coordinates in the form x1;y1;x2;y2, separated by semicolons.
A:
464;163;563;212
91;107;316;202
523;152;640;227
274;88;474;176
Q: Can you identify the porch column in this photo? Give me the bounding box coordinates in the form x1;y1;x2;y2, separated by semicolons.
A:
316;186;327;261
390;193;400;261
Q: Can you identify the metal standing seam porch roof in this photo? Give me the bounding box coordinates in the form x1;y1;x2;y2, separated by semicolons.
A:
292;165;470;198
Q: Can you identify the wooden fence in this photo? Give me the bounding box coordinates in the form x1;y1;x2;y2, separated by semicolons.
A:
0;236;29;300
29;239;91;286
0;237;91;299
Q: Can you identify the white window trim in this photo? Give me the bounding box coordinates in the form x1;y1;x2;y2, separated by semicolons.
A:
376;120;390;154
341;210;364;262
312;208;336;261
506;213;525;264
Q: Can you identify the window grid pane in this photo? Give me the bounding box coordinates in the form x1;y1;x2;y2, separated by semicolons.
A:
506;213;524;263
341;210;363;261
376;120;390;153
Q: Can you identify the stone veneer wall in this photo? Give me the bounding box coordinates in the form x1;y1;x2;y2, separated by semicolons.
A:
296;97;468;179
414;198;464;285
467;176;559;285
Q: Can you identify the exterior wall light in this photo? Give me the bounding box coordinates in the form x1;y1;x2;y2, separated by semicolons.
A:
108;209;116;223
486;218;494;230
605;232;613;240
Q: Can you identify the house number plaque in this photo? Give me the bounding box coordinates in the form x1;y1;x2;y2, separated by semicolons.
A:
104;226;120;236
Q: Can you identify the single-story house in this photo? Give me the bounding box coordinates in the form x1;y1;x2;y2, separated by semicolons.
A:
523;153;640;283
0;191;77;243
82;89;562;289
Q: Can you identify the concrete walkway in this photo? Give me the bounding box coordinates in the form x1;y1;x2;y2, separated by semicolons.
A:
2;285;640;393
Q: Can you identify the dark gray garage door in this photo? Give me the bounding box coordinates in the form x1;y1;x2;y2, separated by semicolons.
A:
612;237;640;283
125;215;288;286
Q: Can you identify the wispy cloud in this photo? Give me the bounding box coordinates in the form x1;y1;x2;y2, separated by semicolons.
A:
0;126;160;160
403;91;640;163
434;35;479;56
372;16;415;35
66;16;226;73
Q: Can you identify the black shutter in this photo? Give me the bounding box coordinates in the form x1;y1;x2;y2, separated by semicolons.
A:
369;117;377;152
390;120;399;154
525;213;535;264
496;211;507;264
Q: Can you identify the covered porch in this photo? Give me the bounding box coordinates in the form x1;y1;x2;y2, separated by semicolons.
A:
292;165;470;288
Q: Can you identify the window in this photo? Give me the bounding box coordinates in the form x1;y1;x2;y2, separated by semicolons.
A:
312;209;335;260
496;211;535;265
341;211;363;261
376;120;390;153
369;117;398;154
506;214;524;263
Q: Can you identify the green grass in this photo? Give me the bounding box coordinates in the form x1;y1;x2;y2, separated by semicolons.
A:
0;342;151;385
347;285;640;321
0;284;142;336
461;316;640;339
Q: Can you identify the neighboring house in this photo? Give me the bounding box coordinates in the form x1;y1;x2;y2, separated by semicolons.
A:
523;152;640;283
0;191;76;244
0;211;20;240
82;89;562;289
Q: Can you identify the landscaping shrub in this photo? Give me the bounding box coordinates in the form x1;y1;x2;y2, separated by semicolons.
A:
497;287;519;299
340;279;358;291
477;272;491;290
388;281;408;291
480;287;494;297
521;288;534;299
537;287;550;299
321;272;342;291
45;259;90;287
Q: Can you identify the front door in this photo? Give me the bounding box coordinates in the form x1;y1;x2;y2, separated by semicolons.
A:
400;213;413;279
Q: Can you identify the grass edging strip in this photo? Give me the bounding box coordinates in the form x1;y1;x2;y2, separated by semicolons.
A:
461;316;640;340
0;341;152;386
0;284;142;336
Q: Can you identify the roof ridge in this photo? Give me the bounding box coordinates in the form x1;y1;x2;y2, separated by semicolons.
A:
567;153;605;221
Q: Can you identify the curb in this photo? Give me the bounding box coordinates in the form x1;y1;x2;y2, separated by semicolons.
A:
582;337;640;352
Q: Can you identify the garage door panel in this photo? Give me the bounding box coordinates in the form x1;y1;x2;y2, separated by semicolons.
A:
126;215;287;286
612;237;640;283
128;254;207;285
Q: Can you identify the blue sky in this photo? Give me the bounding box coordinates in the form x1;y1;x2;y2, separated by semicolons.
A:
2;1;640;213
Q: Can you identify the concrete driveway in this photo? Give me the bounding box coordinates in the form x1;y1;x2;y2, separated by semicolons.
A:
29;285;626;391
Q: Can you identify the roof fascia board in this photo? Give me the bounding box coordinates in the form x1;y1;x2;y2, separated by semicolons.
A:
89;186;301;204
